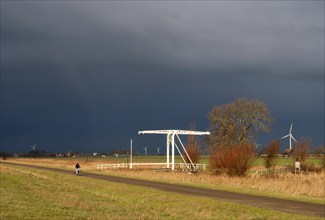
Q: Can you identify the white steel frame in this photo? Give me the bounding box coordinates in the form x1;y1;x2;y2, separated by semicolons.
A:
138;130;210;171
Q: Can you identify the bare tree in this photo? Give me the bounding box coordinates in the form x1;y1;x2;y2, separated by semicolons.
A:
183;124;200;163
184;135;200;164
208;98;273;150
314;144;325;157
292;137;311;162
263;140;280;168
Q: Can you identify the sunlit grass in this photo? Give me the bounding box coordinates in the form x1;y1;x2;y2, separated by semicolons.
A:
1;163;321;220
88;168;324;204
2;157;324;204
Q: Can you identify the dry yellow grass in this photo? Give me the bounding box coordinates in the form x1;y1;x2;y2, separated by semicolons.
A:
100;169;325;199
1;157;100;170
2;157;324;199
0;165;50;180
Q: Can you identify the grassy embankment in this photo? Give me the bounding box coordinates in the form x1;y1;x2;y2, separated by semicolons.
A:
1;163;322;220
2;157;324;205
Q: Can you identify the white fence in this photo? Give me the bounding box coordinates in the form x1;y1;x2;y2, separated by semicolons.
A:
96;163;206;171
96;163;129;170
178;163;206;171
252;167;292;177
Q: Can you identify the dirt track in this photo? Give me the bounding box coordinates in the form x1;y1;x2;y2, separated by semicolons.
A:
1;161;324;218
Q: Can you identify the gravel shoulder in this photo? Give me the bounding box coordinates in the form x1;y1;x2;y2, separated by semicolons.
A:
1;161;324;218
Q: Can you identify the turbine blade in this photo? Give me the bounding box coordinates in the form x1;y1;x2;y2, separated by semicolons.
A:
291;136;297;142
289;124;293;134
281;135;289;139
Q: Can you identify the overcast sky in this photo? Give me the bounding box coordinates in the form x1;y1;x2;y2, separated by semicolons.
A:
1;1;324;154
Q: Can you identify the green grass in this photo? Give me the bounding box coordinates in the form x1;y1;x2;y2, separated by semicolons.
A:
1;163;321;220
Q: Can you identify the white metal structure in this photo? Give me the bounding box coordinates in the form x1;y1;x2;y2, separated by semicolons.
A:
96;163;206;171
281;123;296;150
138;129;210;171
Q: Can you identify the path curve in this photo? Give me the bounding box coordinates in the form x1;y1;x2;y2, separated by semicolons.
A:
1;162;324;218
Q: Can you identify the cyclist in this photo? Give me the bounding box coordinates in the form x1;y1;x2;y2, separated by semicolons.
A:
75;163;80;175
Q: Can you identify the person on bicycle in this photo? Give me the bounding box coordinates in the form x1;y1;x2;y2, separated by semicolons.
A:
75;163;80;175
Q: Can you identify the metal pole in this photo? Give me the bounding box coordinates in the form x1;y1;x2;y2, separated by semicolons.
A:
130;138;133;169
172;133;175;171
166;134;170;168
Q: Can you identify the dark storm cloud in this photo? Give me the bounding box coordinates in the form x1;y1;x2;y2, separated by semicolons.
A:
1;1;324;153
3;2;323;76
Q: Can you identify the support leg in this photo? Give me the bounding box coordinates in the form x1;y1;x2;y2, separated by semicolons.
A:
166;134;170;168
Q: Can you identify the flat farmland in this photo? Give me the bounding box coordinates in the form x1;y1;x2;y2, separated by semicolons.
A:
2;157;324;201
7;155;321;166
1;162;324;220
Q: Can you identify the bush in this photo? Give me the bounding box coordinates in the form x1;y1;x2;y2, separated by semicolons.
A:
0;151;10;160
321;156;325;169
292;137;311;162
263;140;280;168
210;142;256;176
300;162;323;174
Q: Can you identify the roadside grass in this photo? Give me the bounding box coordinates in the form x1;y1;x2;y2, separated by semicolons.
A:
0;163;322;220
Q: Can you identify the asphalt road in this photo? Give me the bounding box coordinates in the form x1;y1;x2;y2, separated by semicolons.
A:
1;161;324;218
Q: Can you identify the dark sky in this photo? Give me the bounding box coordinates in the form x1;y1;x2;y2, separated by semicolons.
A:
1;1;324;154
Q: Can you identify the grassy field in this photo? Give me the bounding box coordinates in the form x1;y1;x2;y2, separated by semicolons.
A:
1;163;322;220
2;157;324;204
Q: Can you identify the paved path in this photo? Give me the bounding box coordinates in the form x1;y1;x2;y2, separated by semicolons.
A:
1;162;324;218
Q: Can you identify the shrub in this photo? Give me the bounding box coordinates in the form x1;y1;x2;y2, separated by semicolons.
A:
263;140;280;168
300;162;323;174
210;142;256;176
0;151;9;160
292;137;311;162
321;156;325;169
314;145;325;169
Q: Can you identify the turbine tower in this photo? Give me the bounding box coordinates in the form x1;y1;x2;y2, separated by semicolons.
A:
143;146;148;155
281;123;296;150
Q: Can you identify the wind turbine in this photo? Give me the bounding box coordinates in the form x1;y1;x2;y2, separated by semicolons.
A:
30;144;36;151
254;143;261;148
143;146;148;155
156;147;160;155
281;123;296;150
